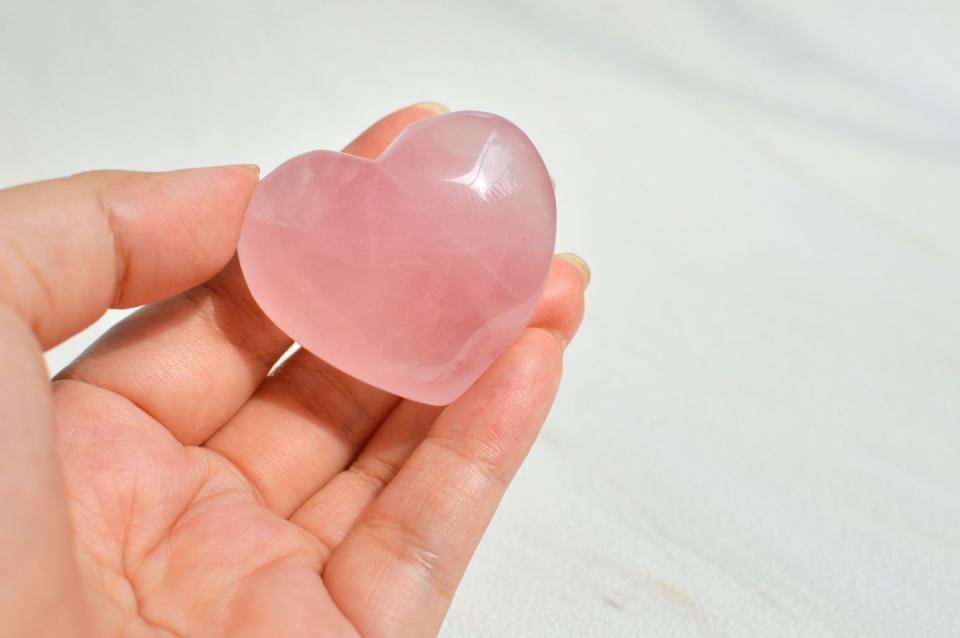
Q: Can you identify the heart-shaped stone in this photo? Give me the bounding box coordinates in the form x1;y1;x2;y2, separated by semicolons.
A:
238;111;556;405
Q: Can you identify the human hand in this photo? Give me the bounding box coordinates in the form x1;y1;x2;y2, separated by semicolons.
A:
0;104;587;637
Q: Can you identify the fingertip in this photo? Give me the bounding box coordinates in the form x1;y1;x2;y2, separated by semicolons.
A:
528;256;587;347
547;328;568;350
524;327;567;376
409;101;449;116
236;164;261;177
555;253;590;290
185;163;261;196
344;101;449;159
208;164;262;214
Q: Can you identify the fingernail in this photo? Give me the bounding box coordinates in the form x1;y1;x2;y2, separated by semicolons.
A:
237;164;261;176
410;101;450;115
556;253;591;290
550;329;569;350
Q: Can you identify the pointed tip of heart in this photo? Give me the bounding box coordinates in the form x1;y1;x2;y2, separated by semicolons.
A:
410;101;450;115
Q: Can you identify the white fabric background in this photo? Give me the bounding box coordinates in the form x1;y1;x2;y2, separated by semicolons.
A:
2;1;958;635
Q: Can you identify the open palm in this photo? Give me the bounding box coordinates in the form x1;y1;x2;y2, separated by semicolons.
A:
0;104;586;638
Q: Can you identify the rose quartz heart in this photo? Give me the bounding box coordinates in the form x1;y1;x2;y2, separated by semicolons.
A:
238;111;556;405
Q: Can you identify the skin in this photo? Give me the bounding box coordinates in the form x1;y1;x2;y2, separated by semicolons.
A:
0;104;587;638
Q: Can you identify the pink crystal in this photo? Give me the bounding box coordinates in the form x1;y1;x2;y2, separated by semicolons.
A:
238;111;556;405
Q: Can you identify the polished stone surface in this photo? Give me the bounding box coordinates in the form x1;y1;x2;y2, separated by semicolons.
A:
238;112;555;405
